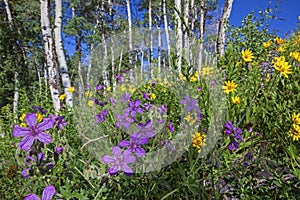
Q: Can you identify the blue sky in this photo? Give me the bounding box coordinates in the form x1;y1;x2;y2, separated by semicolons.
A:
223;0;300;37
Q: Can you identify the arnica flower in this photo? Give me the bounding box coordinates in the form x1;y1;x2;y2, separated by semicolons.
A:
67;86;75;93
277;46;286;53
275;37;286;45
289;124;300;141
13;113;54;151
263;40;272;48
20;113;26;121
290;51;300;62
36;113;43;123
292;113;300;125
192;132;206;153
24;185;55;200
273;56;292;78
231;96;241;105
222;80;237;94
179;74;187;81
184;113;196;126
85;91;93;97
59;94;66;101
150;93;156;100
201;67;213;76
190;76;197;82
88;100;94;107
106;86;112;92
241;49;254;62
102;146;136;176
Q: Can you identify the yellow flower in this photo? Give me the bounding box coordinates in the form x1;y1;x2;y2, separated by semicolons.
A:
20;122;27;127
231;96;241;105
129;86;136;93
192;132;206;153
292;113;300;125
179;74;187;81
119;84;126;92
106;86;112;92
59;94;66;100
19;113;26;121
36;113;43;123
85;91;93;97
88;100;94;107
275;37;286;45
273;56;292;78
67;86;75;93
184;113;196;125
150;93;156;99
222;80;237;94
263;40;272;48
265;73;271;81
289;124;300;141
290;52;300;62
277;46;286;53
241;49;254;62
236;61;242;67
190;76;197;82
194;71;199;78
201;67;213;76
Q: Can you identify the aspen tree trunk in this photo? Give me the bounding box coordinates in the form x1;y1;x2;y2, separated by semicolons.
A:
158;26;161;75
108;0;116;91
217;0;234;56
126;0;134;82
40;0;60;113
198;0;206;77
175;0;182;74
4;0;19;122
162;0;171;68
54;0;72;107
149;0;154;78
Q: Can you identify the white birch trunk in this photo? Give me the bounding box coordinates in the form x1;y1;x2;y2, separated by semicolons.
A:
217;0;234;56
175;0;182;74
126;0;134;82
4;0;19;122
149;0;154;78
54;0;72;107
162;0;171;68
198;0;206;78
40;0;60;112
158;27;161;75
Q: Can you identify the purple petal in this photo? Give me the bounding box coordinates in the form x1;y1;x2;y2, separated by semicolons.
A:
19;135;35;151
136;137;149;145
122;150;136;164
25;113;37;128
55;147;64;154
13;125;30;137
134;147;146;157
24;156;36;165
38;119;54;131
42;185;55;200
22;168;31;179
37;132;52;144
108;164;119;175
112;146;122;157
120;163;133;175
119;140;130;147
24;194;40;200
37;153;45;162
102;155;115;164
227;143;233;151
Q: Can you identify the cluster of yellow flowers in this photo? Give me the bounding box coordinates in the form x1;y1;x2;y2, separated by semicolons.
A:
201;67;214;76
190;71;199;82
60;86;75;100
192;132;206;153
184;112;196;126
272;56;292;78
290;51;300;62
289;113;300;141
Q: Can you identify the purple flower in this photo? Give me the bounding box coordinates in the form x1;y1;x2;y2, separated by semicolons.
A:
158;104;167;114
22;168;31;179
120;93;131;103
197;87;202;92
142;102;153;111
94;98;105;107
131;120;156;139
37;153;45;163
96;85;103;91
102;146;136;176
126;100;143;118
180;95;200;113
13;113;54;151
224;120;244;151
115;111;135;129
116;74;124;82
32;106;47;115
94;110;108;124
24;156;35;166
55;146;64;154
119;136;149;157
86;85;91;90
55;116;67;130
224;120;234;135
110;98;116;106
168;121;174;133
25;185;55;200
142;91;151;100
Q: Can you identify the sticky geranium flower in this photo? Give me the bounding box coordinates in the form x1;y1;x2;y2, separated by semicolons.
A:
126;99;143;118
115;111;135;129
13;113;54;151
120;93;131;103
102;146;136;176
158;104;167;114
241;49;254;62
55;116;67;130
131;120;156;139
120;136;149;157
96;85;103;91
142;91;151;100
222;80;237;94
180;95;200;113
24;185;55;200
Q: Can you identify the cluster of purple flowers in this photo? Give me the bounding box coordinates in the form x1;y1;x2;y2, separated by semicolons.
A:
224;120;244;150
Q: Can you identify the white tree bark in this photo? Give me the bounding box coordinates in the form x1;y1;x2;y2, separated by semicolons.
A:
4;0;19;122
126;0;134;82
40;0;60;112
54;0;72;107
175;0;182;74
198;0;206;77
162;0;171;68
149;0;154;78
217;0;234;56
